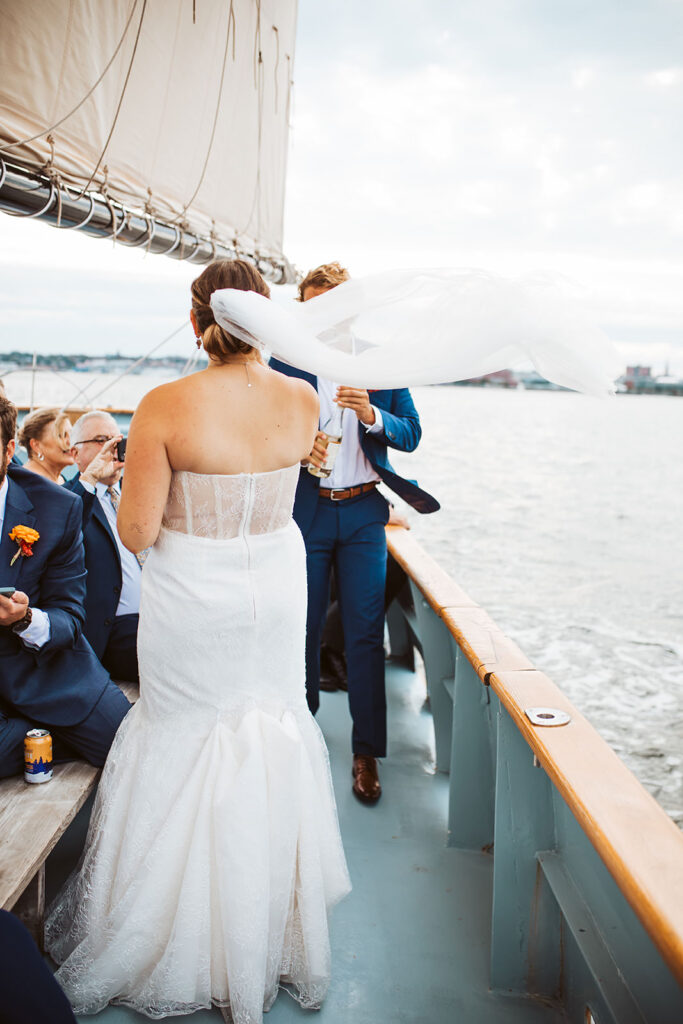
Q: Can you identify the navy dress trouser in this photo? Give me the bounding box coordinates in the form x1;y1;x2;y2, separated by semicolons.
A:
102;612;139;683
0;680;130;778
304;490;388;757
0;910;77;1023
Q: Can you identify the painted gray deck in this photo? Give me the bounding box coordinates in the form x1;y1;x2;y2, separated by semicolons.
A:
46;659;565;1024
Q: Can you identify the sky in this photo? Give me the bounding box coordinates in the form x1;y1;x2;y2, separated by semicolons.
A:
1;0;682;373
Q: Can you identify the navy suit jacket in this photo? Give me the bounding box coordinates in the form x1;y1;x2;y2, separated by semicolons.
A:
65;477;126;659
0;465;111;726
269;359;440;535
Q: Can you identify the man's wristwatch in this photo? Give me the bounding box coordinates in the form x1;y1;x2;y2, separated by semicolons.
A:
11;607;33;634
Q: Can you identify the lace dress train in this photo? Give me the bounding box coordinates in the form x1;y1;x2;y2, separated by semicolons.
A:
46;466;351;1022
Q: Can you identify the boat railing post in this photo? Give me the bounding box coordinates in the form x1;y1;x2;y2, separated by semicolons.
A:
408;583;455;772
29;350;37;412
385;589;413;663
447;642;496;850
490;703;561;999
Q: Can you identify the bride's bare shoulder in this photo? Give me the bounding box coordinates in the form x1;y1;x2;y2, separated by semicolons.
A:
128;377;192;431
273;371;318;409
135;371;207;409
277;374;319;431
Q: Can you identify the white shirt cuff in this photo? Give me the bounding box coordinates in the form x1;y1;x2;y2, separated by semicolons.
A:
365;406;384;435
79;477;96;494
18;607;51;649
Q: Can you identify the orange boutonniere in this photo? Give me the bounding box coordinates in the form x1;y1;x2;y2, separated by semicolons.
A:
9;525;40;566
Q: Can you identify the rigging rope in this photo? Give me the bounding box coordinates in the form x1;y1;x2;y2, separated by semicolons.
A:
0;0;140;154
71;0;149;200
64;320;189;411
180;345;203;377
171;0;236;226
272;26;279;114
237;1;265;249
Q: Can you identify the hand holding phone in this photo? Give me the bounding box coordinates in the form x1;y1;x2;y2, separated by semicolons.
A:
0;588;28;627
115;438;127;462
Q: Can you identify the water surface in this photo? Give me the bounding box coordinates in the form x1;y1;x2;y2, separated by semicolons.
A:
392;386;683;824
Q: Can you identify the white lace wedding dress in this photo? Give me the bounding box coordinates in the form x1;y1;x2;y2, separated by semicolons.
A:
45;465;351;1022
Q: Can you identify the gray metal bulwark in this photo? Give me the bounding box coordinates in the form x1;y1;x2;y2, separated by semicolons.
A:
447;645;496;851
407;582;454;771
490;705;561;1000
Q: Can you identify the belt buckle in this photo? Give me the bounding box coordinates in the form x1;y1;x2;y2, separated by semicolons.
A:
330;488;345;501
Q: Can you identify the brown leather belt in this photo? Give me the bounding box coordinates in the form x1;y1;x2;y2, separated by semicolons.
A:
318;481;377;502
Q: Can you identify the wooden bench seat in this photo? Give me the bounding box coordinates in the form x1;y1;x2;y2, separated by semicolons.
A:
0;681;139;948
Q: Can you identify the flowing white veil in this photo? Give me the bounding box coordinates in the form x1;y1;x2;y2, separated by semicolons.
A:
210;268;621;395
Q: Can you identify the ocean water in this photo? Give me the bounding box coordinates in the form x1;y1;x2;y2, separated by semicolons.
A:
6;371;683;823
391;386;683;825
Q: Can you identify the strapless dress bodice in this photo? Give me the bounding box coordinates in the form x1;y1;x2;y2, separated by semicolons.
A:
161;463;300;539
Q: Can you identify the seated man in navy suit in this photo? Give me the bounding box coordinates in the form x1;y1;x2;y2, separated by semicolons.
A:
0;910;77;1023
0;397;130;778
67;410;140;683
271;262;439;804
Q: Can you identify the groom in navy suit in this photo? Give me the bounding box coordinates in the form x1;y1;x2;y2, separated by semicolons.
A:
271;263;439;803
0;397;130;778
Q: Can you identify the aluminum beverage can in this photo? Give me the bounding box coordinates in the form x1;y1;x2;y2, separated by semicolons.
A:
24;729;53;784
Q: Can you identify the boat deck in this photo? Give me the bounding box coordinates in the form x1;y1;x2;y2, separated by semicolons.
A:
46;658;565;1024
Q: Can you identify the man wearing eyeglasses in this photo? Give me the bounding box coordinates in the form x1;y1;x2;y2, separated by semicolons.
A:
67;410;140;683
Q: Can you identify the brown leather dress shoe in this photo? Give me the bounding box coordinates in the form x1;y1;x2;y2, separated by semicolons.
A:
352;754;381;803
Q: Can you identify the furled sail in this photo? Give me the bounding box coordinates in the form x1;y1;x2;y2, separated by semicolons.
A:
0;0;297;280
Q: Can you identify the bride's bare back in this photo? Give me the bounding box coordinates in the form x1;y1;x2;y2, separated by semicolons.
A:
158;360;316;474
118;360;318;552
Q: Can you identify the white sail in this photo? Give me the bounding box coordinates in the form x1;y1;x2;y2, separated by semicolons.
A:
0;0;297;265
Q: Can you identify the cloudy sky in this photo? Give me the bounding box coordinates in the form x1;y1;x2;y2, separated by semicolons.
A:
1;0;682;372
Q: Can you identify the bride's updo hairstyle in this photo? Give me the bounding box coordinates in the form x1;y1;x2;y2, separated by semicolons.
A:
191;259;270;361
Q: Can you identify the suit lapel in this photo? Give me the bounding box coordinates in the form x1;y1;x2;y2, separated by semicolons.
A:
0;477;37;589
92;489;123;568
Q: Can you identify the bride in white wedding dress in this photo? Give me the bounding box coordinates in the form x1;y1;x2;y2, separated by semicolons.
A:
46;260;351;1022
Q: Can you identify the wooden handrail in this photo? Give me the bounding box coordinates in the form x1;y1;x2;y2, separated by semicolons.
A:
386;525;683;984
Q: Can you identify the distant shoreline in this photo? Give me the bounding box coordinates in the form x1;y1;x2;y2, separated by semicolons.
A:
3;358;683;405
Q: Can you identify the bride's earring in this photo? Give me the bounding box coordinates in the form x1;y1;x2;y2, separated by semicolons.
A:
37;452;45;462
195;335;202;349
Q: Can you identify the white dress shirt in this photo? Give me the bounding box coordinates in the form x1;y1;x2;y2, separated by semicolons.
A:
0;475;51;648
80;479;141;616
317;379;384;489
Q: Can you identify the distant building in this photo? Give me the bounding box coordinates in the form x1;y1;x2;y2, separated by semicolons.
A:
452;369;519;388
618;365;683;396
621;366;653;392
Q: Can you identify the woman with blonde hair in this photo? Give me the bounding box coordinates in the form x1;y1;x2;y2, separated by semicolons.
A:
19;407;74;485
